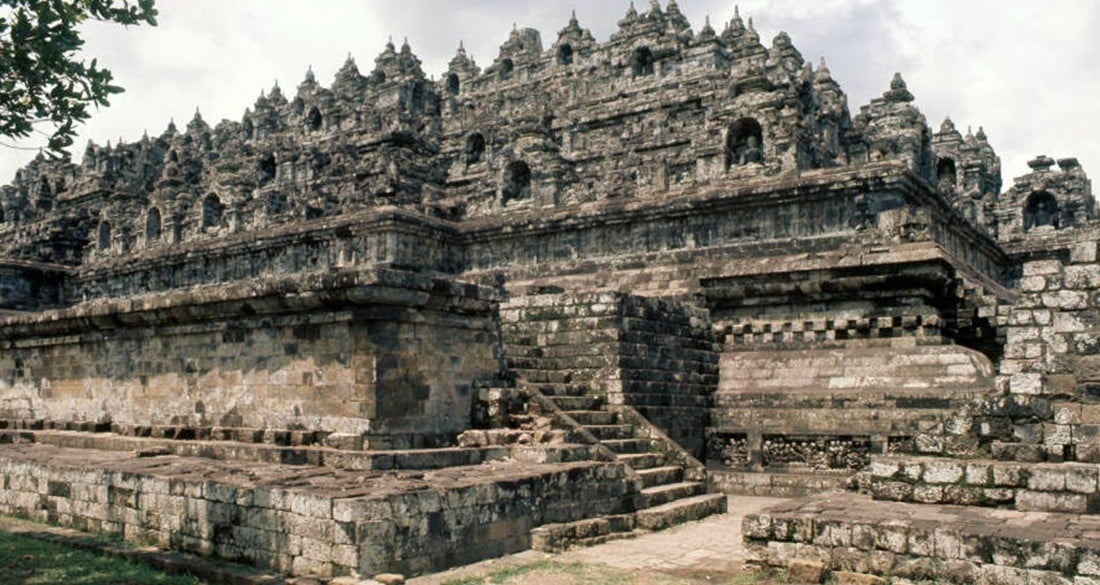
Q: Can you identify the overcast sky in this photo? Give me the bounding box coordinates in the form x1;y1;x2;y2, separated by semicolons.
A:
3;0;1097;191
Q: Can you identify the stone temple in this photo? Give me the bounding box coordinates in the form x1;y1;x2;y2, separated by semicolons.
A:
1;2;1098;582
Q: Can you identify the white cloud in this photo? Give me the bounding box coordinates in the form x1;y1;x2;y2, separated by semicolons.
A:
2;0;1096;192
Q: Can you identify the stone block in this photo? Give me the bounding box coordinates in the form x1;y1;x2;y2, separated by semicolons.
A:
1072;242;1099;264
1017;490;1088;513
1029;468;1068;492
873;521;908;554
1024;260;1064;277
832;571;887;585
1066;467;1099;494
786;559;826;584
912;485;944;504
964;463;992;486
1011;373;1044;396
923;460;963;484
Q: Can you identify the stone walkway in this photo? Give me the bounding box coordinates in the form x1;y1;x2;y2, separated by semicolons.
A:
408;495;786;584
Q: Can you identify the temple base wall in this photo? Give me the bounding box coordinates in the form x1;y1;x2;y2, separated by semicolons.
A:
0;269;502;447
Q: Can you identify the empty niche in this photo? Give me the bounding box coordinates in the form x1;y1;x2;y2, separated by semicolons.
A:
465;132;486;165
97;221;111;251
502;160;532;205
631;46;654;77
37;177;52;211
145;207;162;243
306;106;323;131
726;118;764;167
1024;191;1059;230
258;153;277;184
446;72;460;94
202;193;223;229
499;58;514;80
937;157;957;191
557;44;574;66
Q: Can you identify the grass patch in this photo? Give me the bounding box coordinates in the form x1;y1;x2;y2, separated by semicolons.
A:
0;530;202;585
729;568;788;584
442;560;640;585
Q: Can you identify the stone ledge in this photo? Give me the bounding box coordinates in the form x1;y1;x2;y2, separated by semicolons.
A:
869;455;1100;513
744;492;1100;583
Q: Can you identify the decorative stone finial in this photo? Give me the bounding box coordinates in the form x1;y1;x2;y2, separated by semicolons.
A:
883;72;914;103
940;117;955;133
1058;158;1080;171
975;126;988;142
1027;155;1056;171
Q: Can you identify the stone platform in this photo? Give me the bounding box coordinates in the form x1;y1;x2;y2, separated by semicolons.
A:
744;492;1100;584
0;439;634;578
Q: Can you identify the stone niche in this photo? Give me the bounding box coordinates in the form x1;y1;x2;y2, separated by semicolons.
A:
0;268;503;448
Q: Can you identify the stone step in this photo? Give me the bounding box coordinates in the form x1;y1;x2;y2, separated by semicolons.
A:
585;424;635;440
528;382;598;397
562;410;618;426
744;492;1100;584
616;452;666;470
601;438;655;455
640;481;704;508
636;465;683;488
546;395;605;411
635;493;728;531
530;513;636;553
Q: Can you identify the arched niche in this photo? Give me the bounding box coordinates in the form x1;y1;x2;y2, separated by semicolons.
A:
726;118;765;168
557;44;574;66
37;177;53;211
1024;191;1059;231
499;58;514;81
306;106;323;131
258;154;277;184
937;157;957;191
631;46;654;77
502;160;532;206
446;73;460;94
97;221;112;251
202;194;224;229
145;207;162;243
465;133;486;165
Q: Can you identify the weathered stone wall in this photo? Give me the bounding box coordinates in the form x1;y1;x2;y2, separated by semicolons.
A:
997;227;1100;462
617;295;718;459
0;269;502;447
0;442;633;578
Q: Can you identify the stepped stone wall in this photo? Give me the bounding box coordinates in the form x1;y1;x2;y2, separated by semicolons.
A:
501;291;718;459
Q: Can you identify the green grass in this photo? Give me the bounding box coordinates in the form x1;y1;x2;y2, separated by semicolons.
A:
0;530;202;585
442;560;638;585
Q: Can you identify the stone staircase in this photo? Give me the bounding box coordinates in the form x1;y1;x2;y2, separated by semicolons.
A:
529;391;727;552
